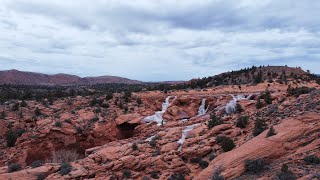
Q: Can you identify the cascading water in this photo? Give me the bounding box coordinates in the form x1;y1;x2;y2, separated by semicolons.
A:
225;94;251;114
142;96;176;126
198;99;209;116
177;123;200;151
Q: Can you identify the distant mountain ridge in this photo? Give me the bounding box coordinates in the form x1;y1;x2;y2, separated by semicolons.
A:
0;69;142;85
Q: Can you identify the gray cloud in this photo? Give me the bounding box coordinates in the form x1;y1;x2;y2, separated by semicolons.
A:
0;0;319;81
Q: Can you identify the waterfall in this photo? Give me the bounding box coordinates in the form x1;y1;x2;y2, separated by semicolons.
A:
225;94;251;114
177;123;200;151
198;99;209;116
142;96;176;126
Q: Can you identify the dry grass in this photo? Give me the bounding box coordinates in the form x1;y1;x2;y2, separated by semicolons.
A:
51;149;81;163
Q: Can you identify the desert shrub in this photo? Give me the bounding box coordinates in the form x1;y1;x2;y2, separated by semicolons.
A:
253;117;267;136
256;98;263;109
220;137;235;152
236;116;249;128
0;111;6;119
168;173;185;180
142;176;151;180
31;160;43;168
152;148;161;157
76;127;83;134
245;159;265;174
8;163;21;172
199;160;209;169
261;91;272;104
36;173;47;180
54;121;62;127
101;103;109;108
209;152;216;161
132;142;138;151
287;86;315;97
211;168;225;180
34;107;42;116
276;164;296;180
20;100;28;107
208;113;223;129
64;119;71;123
59;162;72;175
266;126;276;137
150;171;160;179
122;169;131;179
94;108;101;113
16;128;26;137
106;93;113;101
303;155;320;164
67;100;73;106
136;97;143;105
90;116;99;123
6;129;18;147
236;103;243;113
149;139;157;147
12;102;19;111
52;149;80;163
190;157;201;164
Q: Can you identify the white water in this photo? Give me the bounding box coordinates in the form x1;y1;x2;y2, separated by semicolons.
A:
225;94;251;114
142;96;176;126
198;99;209;116
145;135;156;142
177;123;201;151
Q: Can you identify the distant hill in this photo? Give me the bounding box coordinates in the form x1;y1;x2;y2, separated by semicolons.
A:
187;66;317;88
0;70;142;86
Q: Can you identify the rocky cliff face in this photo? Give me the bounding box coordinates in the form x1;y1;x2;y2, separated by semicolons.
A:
0;77;319;179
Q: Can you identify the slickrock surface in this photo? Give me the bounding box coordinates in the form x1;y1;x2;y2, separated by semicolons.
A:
0;79;319;180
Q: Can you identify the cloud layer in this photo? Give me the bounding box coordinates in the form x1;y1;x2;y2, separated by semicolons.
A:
0;0;319;81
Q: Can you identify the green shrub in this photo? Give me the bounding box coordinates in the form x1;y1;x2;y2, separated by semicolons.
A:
132;142;138;151
136;98;143;105
122;169;131;179
266;126;276;137
149;139;157;147
8;163;21;172
16;128;26;137
276;164;296;180
220;137;235;152
256;98;263;109
76;127;83;134
303;155;320;164
31;160;43;168
253;117;267;136
168;173;185;180
190;157;201;164
20;100;28;107
0;111;6;119
150;171;160;179
59;162;72;175
106;93;113;101
101;103;109;108
208;113;223;129
287;86;315;97
6;129;18;147
54;121;62;127
245;159;265;174
236;116;249;128
199;160;209;169
34;107;42;116
236;103;243;113
261;91;272;104
211;168;225;180
36;173;47;180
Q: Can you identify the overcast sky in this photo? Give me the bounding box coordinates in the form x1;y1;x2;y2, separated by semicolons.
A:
0;0;319;81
